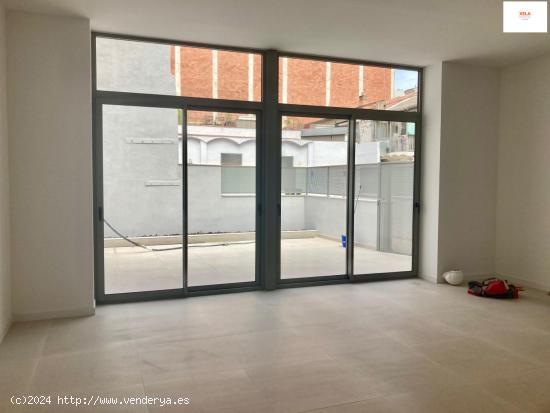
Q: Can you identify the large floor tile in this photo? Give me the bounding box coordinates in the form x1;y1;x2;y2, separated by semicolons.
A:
245;358;380;413
144;369;271;413
42;314;135;356
30;346;142;394
138;341;242;385
0;321;51;361
1;279;549;413
477;367;550;412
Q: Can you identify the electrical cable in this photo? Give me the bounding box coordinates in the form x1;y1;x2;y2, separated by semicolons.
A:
103;218;255;252
354;184;362;214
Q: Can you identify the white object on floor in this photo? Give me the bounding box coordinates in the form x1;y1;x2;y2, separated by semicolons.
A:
444;270;464;286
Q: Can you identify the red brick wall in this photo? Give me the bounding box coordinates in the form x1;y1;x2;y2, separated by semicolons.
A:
287;58;325;106
362;66;392;107
171;46;261;102
169;47;395;124
180;47;212;99
218;50;247;101
331;62;359;108
253;54;262;102
278;61;283;102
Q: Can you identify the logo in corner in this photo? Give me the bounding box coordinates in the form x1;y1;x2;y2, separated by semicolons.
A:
503;1;547;33
519;10;532;20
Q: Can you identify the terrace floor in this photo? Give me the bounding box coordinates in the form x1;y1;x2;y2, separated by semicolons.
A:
104;237;411;294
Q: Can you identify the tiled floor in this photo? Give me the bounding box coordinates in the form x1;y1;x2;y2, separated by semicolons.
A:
104;237;411;294
1;279;550;412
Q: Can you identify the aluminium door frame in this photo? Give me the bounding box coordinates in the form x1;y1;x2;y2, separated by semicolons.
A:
348;114;422;282
273;56;423;285
93;95;264;304
92;32;423;304
184;105;264;293
274;108;421;287
276;110;353;286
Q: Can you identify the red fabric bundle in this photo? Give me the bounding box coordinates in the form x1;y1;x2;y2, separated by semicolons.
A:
468;278;521;299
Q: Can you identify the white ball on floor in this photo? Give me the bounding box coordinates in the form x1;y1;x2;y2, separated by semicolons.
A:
443;270;464;286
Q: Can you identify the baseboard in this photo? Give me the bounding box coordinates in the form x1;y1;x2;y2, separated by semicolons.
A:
0;318;12;343
419;274;438;283
494;273;550;293
13;306;95;322
436;272;493;285
461;272;493;282
447;271;549;293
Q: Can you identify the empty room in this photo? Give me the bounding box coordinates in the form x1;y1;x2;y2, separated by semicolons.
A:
0;0;549;412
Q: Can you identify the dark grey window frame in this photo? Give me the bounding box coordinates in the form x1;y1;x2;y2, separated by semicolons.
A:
92;32;422;304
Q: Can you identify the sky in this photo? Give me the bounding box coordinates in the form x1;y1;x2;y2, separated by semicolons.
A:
394;69;418;92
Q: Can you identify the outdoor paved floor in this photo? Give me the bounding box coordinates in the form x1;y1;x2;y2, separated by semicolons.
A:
1;280;549;412
104;237;411;294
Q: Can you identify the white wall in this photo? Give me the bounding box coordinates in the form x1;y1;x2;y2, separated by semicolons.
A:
420;62;500;283
496;55;550;291
419;63;442;282
0;4;11;340
7;12;94;320
437;62;500;281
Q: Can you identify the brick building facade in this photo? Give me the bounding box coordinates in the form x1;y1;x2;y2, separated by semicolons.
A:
170;46;416;126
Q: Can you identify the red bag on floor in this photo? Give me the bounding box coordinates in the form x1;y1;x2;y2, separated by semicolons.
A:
468;278;521;299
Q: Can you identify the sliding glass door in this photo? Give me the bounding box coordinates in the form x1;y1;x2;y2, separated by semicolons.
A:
186;110;258;287
352;119;416;277
101;105;183;295
280;115;350;280
98;105;259;299
278;115;417;282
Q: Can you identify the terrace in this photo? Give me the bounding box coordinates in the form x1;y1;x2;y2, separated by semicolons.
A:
104;237;411;293
103;109;414;294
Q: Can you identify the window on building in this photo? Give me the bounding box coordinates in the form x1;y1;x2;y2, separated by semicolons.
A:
281;156;294;168
221;153;243;166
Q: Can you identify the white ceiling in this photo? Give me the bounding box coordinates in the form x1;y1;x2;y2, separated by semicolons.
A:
4;0;550;67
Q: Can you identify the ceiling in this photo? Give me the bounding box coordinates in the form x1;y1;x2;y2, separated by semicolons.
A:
4;0;550;68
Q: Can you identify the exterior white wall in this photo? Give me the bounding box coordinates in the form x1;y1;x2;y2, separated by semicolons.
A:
103;105;181;238
307;142;347;166
304;196;377;247
281;196;306;230
356;142;381;165
0;4;11;341
96;37;175;95
282;141;308;166
188;166;307;234
186;136;377;167
353;200;378;247
496;54;550;291
187;138;202;164
204;139;256;166
188;165;254;233
305;197;346;240
438;62;499;282
7;12;94;320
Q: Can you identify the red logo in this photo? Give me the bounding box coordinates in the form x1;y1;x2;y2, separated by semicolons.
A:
519;10;532;20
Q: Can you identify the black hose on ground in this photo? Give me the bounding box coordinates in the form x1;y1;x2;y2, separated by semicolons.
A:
103;218;254;251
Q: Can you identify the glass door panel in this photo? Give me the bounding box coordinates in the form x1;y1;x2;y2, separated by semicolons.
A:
353;120;414;275
186;110;257;286
280;116;349;279
102;105;183;294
